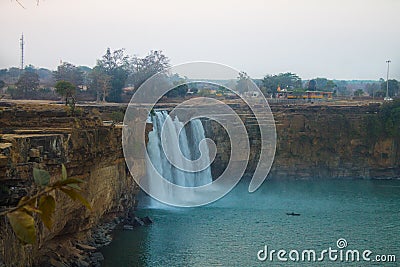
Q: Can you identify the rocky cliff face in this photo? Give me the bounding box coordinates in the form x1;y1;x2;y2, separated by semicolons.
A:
0;103;141;266
1;100;399;266
205;103;400;179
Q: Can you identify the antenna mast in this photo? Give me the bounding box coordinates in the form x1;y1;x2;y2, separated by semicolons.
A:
20;33;25;70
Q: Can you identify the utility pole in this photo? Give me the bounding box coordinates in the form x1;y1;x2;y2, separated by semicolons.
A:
20;33;25;70
385;60;392;101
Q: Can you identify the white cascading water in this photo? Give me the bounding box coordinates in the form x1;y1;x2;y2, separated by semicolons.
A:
145;111;213;207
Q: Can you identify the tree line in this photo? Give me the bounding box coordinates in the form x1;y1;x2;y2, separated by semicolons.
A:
0;50;399;101
0;48;175;103
237;72;399;98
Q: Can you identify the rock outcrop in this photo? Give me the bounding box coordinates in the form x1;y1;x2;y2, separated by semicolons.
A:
0;103;142;266
205;102;400;179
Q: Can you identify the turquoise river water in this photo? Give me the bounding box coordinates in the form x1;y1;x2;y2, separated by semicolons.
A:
100;178;400;266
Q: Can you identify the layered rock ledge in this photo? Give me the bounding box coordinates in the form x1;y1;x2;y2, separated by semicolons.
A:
0;103;142;266
205;102;400;179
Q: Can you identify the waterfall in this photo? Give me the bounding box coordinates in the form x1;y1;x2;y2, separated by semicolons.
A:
145;111;213;207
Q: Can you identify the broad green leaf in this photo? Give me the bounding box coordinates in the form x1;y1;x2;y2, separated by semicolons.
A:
18;196;34;206
38;195;55;230
22;205;42;215
60;188;91;210
66;183;81;190
61;164;67;180
7;210;36;244
60;187;78;200
18;196;29;205
53;178;85;187
33;168;50;186
18;197;37;214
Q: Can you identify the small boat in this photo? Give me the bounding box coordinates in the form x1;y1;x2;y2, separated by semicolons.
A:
286;212;300;216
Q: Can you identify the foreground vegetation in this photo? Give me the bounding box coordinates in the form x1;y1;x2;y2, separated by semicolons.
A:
366;99;400;141
0;165;90;244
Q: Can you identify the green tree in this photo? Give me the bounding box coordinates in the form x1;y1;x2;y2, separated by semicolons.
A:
335;80;351;96
307;79;317;91
236;71;251;94
96;48;130;102
55;80;76;105
380;79;399;98
262;72;302;96
77;66;92;90
15;70;40;98
364;100;400;145
166;74;188;98
325;80;337;91
365;82;380;97
24;64;36;72
2;67;21;84
313;78;337;91
375;90;387;97
0;80;5;89
279;72;302;89
0;69;7;77
53;62;84;87
354;89;364;97
262;75;277;95
89;67;111;102
36;67;55;87
129;50;170;91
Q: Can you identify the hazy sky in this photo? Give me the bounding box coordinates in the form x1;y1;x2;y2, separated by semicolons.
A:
1;0;399;80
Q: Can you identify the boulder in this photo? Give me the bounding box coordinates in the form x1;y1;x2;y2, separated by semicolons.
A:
133;216;145;227
142;216;153;225
90;252;104;262
123;225;134;230
76;243;96;252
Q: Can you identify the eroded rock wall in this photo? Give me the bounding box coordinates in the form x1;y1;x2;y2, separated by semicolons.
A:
205;103;400;179
0;103;141;266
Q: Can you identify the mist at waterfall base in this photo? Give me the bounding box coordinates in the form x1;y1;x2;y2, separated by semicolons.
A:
101;112;400;266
